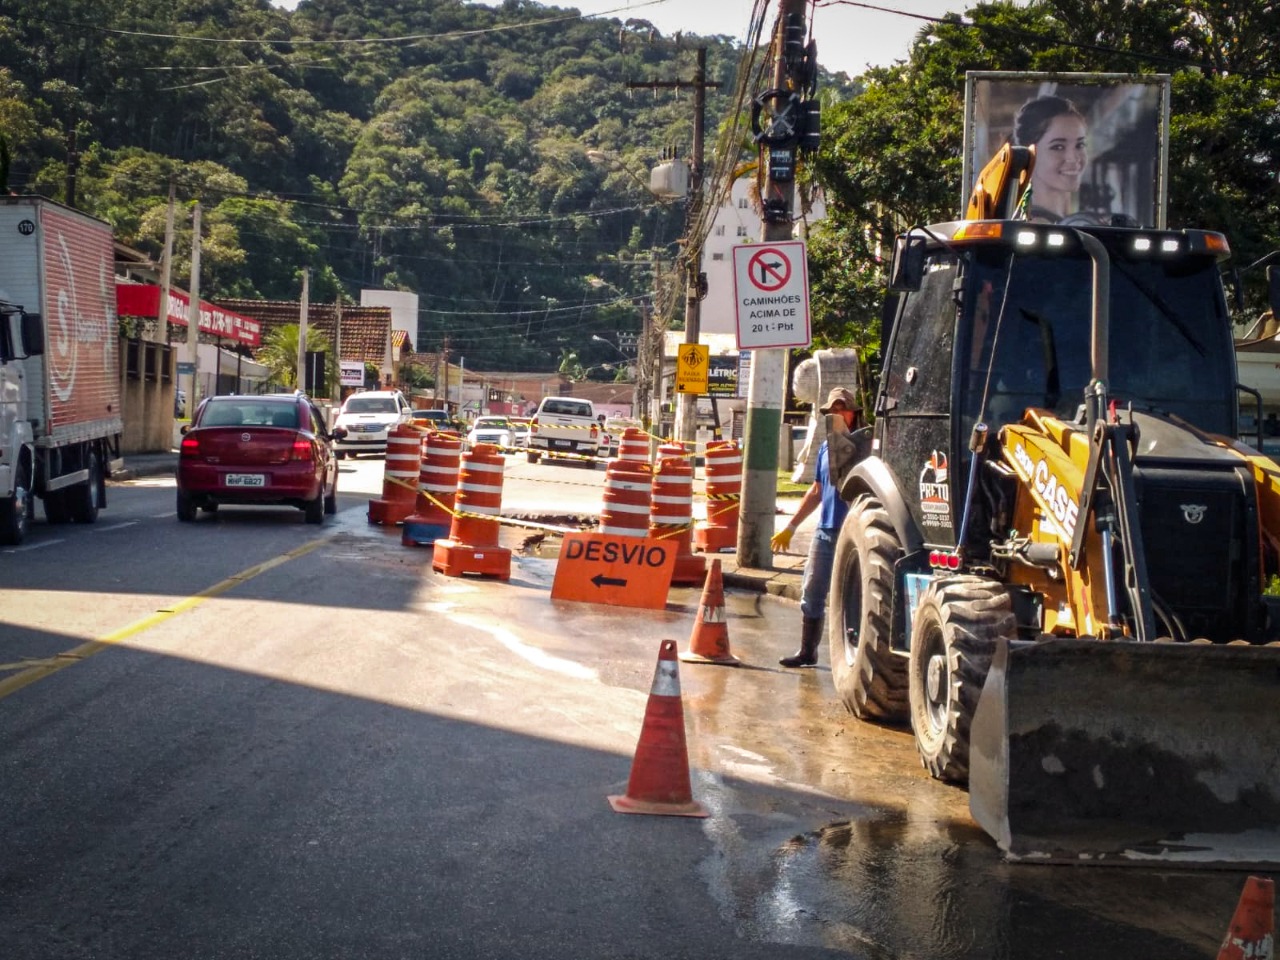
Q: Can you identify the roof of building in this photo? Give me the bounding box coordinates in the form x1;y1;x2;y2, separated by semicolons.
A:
216;299;394;366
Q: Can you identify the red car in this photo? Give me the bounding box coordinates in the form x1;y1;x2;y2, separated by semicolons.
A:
176;393;346;523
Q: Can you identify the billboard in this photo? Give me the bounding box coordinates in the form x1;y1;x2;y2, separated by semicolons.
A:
963;72;1170;228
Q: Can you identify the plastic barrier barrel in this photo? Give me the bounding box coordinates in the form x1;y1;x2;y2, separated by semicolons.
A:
368;424;427;525
600;459;653;538
618;427;650;464
694;439;741;554
432;442;511;579
402;432;463;547
650;443;706;586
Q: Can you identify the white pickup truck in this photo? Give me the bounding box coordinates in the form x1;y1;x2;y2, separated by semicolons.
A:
526;396;600;465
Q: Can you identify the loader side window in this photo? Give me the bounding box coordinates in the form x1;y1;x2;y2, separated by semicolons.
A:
882;254;955;416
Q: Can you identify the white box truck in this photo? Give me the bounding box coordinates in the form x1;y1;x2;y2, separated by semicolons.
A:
0;196;123;544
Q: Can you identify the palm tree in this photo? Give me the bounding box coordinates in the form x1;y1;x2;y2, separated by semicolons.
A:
257;324;337;392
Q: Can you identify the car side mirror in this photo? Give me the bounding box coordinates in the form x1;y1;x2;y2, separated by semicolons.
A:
20;310;44;357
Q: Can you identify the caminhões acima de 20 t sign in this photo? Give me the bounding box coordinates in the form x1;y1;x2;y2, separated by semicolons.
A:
731;240;812;350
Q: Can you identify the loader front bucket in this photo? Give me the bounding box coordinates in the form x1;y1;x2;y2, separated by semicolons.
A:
969;638;1280;868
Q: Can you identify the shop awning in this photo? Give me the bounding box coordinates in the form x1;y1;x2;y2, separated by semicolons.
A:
116;283;262;347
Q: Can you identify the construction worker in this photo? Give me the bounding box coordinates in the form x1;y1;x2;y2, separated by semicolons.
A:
770;386;870;668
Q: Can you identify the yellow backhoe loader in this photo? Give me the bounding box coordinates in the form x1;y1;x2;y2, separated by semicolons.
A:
828;143;1280;866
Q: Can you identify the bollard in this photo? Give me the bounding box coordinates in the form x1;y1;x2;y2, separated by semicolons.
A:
402;432;463;547
368;424;427;525
694;439;741;554
432;442;511;579
600;459;653;538
650;443;706;586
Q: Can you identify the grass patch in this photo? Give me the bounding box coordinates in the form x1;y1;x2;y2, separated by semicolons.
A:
777;469;809;497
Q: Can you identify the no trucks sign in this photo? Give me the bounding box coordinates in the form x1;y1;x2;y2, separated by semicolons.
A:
731;241;811;350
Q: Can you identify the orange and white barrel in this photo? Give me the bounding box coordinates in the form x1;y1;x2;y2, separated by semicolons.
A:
402;433;463;547
618;427;650;464
600;459;653;538
694;439;742;553
368;424;427;525
650;443;705;585
432;442;511;578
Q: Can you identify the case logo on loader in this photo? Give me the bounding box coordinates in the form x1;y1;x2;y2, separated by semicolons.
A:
1181;503;1207;524
1011;441;1079;542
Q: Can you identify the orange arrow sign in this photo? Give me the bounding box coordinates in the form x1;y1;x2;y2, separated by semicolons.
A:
551;533;676;609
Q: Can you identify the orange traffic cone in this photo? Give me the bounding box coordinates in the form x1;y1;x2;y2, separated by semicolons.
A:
679;559;740;666
1217;876;1274;960
608;640;708;818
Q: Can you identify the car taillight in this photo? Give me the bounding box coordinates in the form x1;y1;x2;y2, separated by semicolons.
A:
290;436;314;461
180;435;201;458
530;419;539;434
590;425;598;438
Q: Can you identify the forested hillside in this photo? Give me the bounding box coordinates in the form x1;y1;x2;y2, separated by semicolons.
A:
0;0;773;372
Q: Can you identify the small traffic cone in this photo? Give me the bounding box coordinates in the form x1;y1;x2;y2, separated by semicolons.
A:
1217;876;1274;960
679;559;740;666
609;640;708;818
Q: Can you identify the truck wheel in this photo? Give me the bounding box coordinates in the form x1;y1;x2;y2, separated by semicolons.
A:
44;489;71;524
907;576;1015;784
527;452;540;464
829;495;909;723
176;489;197;522
0;460;33;546
68;453;101;524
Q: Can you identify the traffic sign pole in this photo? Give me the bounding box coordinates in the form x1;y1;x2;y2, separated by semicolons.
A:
737;0;807;569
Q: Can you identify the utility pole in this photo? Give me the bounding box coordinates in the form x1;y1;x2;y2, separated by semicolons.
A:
186;202;203;410
627;46;719;444
296;269;310;391
158;181;175;344
441;335;451;409
737;0;813;567
333;296;343;405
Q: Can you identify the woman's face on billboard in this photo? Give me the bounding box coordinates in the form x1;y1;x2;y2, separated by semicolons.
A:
1034;113;1088;194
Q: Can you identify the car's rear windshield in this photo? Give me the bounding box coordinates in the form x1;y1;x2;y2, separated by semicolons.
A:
475;419;510;428
345;397;398;414
541;400;592;417
202;401;297;428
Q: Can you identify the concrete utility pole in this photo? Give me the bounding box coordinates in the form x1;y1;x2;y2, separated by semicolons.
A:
333;296;343;404
627;47;719;444
158;181;175;345
737;0;807;568
296;269;310;391
186;202;202;410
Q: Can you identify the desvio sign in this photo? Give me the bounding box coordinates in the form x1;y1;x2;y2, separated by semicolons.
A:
551;533;676;610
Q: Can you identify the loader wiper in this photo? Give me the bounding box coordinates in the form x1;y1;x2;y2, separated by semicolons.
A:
1110;258;1206;357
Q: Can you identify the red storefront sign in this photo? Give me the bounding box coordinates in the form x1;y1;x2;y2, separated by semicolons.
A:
116;283;262;347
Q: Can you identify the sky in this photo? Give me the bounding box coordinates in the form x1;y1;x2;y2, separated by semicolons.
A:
267;0;975;78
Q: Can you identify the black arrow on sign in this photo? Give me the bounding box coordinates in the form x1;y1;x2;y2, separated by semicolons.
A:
591;573;627;588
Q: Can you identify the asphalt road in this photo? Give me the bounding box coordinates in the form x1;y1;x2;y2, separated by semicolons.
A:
0;457;1267;959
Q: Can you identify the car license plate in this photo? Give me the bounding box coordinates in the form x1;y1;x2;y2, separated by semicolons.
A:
225;474;266;487
553;440;570;448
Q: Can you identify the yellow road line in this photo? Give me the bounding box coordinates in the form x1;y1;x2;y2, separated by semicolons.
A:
0;538;327;701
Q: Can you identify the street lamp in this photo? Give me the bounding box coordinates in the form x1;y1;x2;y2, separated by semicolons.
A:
591;333;631;359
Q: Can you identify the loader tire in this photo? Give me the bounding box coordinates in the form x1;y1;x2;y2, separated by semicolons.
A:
829;495;909;723
908;576;1016;784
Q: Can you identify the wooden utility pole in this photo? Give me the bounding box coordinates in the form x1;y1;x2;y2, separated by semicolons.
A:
737;0;809;567
296;269;310;391
627;47;719;444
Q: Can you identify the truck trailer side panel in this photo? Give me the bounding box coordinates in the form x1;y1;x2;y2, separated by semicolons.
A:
0;198;123;444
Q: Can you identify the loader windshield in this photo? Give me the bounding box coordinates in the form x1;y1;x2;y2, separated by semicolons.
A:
963;246;1234;436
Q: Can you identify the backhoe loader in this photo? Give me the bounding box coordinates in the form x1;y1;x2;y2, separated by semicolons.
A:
828;143;1280;866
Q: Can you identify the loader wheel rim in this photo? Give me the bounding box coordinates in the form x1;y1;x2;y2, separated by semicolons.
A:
923;643;948;734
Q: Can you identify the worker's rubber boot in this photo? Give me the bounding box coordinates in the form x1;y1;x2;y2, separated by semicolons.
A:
779;617;823;668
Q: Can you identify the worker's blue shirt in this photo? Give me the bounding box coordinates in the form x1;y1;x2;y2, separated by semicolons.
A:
817;440;849;531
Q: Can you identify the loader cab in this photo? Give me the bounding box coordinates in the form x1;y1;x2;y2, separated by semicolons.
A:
877;221;1238;552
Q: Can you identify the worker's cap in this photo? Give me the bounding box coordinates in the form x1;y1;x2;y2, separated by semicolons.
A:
819;386;859;413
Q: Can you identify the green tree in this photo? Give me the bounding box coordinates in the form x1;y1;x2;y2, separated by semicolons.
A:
256;323;336;392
